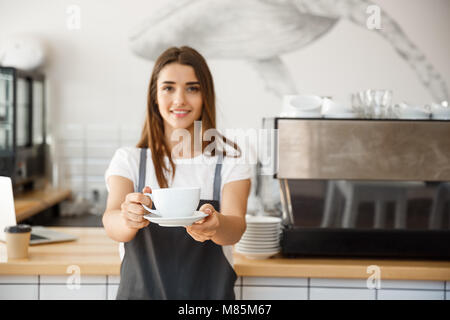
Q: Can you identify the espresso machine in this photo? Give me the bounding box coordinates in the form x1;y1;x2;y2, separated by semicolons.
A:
261;117;450;259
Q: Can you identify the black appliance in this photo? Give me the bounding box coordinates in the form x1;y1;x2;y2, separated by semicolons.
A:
0;67;46;191
262;117;450;260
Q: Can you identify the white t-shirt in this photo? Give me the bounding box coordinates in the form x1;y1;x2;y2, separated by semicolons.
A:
104;146;252;266
105;147;251;200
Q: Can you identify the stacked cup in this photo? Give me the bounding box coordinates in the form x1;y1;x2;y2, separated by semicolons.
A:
235;215;282;259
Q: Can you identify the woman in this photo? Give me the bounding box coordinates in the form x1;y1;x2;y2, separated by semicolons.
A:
103;46;251;299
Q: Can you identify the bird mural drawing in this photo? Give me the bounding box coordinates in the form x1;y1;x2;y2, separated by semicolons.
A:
128;0;448;104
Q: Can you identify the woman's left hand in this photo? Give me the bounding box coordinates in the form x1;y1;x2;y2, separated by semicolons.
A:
185;203;220;242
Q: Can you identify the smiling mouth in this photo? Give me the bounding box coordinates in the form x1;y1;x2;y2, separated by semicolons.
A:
171;110;190;114
170;109;191;118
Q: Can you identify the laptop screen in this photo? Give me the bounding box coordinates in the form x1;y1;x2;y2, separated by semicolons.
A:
0;176;18;240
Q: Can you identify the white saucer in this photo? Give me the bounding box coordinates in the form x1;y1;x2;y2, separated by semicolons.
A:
143;211;208;227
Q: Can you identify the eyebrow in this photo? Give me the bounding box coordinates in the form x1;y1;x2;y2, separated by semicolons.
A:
161;81;200;85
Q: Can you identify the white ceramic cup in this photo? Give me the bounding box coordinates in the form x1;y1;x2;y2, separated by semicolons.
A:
143;187;200;218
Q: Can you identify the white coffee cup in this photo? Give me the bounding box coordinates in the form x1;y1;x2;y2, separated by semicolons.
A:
143;187;200;218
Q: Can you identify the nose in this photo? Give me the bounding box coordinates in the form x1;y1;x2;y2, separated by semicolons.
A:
173;89;186;107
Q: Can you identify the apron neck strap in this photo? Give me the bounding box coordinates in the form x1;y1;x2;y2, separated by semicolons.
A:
138;148;147;193
213;152;223;201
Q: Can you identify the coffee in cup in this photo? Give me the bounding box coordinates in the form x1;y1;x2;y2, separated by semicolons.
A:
143;187;200;218
4;224;31;259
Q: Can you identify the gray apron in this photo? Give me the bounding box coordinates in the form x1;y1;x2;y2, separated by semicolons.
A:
116;149;237;300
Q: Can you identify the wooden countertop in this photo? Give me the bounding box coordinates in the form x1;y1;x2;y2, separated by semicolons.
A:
0;227;449;280
233;253;450;281
14;188;72;222
0;228;119;275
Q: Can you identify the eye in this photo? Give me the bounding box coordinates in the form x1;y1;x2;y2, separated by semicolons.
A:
187;86;200;93
162;86;174;92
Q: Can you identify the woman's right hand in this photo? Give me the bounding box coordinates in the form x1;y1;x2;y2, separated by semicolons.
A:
120;186;152;229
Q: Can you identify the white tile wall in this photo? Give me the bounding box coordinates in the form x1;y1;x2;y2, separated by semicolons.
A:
59;141;84;158
234;286;241;300
107;276;120;300
105;276;241;300
242;286;308;300
380;280;445;290
242;277;307;286
63;176;84;193
86;159;110;176
86;144;118;159
119;125;141;142
120;140;138;147
40;275;106;284
85;125;120;141
39;284;107;300
107;275;120;284
62;159;84;176
0;285;39;300
310;278;368;288
446;282;449;301
108;284;119;300
0;275;38;284
53;123;141;198
310;288;375;300
0;275;446;300
0;276;39;300
59;124;84;140
377;289;445;300
233;277;241;300
54;124;115;199
38;275;107;299
86;176;108;193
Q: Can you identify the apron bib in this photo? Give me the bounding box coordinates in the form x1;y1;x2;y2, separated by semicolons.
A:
116;149;237;299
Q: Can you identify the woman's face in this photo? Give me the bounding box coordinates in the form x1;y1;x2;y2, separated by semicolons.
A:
156;63;203;133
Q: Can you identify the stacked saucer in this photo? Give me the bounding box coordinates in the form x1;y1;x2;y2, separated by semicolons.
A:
235;215;282;259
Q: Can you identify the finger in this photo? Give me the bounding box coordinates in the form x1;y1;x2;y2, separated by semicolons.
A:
137;219;150;228
191;212;217;228
123;202;147;216
121;203;147;222
126;192;152;206
198;203;215;215
193;215;209;224
142;186;152;194
121;209;145;223
127;212;146;222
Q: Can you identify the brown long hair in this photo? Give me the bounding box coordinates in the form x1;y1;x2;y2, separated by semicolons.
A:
136;46;240;188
